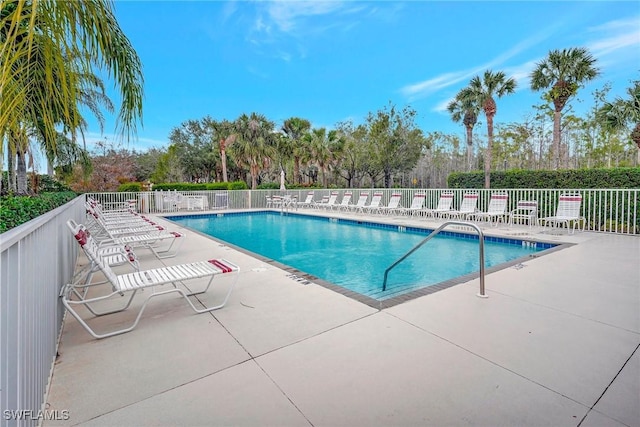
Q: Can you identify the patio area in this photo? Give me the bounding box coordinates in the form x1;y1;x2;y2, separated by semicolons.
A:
44;210;640;426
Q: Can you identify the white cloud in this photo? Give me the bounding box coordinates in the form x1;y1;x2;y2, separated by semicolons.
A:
265;1;349;33
400;27;554;101
246;0;372;61
586;16;640;58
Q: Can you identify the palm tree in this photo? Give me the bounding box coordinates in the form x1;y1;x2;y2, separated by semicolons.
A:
232;113;276;189
598;80;640;164
447;91;480;171
461;70;517;188
530;47;599;169
203;117;236;182
281;117;311;184
1;0;144;165
305;127;339;188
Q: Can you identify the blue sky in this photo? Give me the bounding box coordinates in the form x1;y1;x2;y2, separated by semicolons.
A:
84;1;640;153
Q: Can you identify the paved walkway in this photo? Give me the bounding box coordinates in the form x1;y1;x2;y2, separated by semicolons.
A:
45;210;639;426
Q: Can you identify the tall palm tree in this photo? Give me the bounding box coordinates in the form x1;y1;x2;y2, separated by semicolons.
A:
598;80;640;163
1;0;144;163
231;113;276;189
461;70;517;188
281;117;311;184
447;91;480;171
530;47;599;169
203;117;236;182
305;127;337;188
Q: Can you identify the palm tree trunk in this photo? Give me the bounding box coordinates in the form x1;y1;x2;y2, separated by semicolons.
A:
552;109;562;170
7;149;16;193
250;163;259;190
465;125;474;171
221;148;228;182
293;156;301;185
16;147;28;195
485;115;494;189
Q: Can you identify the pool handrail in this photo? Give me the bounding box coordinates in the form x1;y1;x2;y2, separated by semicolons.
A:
382;221;487;298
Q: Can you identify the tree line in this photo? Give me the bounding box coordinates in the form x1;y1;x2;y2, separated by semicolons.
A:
2;1;639;195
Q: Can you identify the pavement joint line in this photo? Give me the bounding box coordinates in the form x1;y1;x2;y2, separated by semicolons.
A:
244;311;379;359
576;342;640;427
385;311;594;412
486;289;640;336
250;359;315;427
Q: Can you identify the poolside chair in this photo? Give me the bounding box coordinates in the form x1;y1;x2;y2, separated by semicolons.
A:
61;224;239;339
378;192;403;215
509;200;538;228
86;202;155;230
281;194;298;209
422;191;455;219
86;196;132;214
359;191;384;214
297;191;316;209
470;192;509;226
269;195;285;209
67;220;140;295
347;191;370;212
540;193;585;234
88;215;186;259
443;191;479;220
163;191;184;211
317;191;339;209
398;193;426;216
333;191;353;211
313;194;330;208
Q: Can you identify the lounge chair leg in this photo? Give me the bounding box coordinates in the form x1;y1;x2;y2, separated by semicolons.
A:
64;287;138;316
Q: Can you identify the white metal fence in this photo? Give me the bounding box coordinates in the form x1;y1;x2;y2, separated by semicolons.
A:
0;187;637;427
1;195;85;427
88;188;639;234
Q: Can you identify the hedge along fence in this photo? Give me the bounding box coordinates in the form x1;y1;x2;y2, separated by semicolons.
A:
0;191;78;233
448;168;640;233
447;167;640;189
118;181;249;192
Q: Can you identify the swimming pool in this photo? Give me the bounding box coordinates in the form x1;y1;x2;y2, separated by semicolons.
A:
167;211;556;302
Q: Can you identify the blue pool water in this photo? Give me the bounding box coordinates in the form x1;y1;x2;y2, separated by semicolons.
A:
168;211;554;300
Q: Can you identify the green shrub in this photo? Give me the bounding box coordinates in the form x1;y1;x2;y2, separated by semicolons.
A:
448;167;640;189
205;182;229;190
117;182;142;192
152;183;207;191
153;181;247;191
0;192;78;233
257;182;280;190
228;181;248;190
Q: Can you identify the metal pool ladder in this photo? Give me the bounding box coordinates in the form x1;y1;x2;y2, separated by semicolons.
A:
382;221;488;298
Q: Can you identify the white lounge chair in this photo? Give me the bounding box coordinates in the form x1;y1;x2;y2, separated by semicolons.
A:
422;191;455;218
470;192;509;225
297;191;315;208
68;220;140;294
61;225;239;339
540;193;585;234
378;192;403;215
443;191;479;220
359;191;384;214
398;193;425;216
87;214;186;259
317;191;339;209
509;200;538;228
333;191;353;211
348;192;370;212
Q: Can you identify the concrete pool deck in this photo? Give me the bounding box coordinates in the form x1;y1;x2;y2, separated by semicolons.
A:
45;209;639;426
